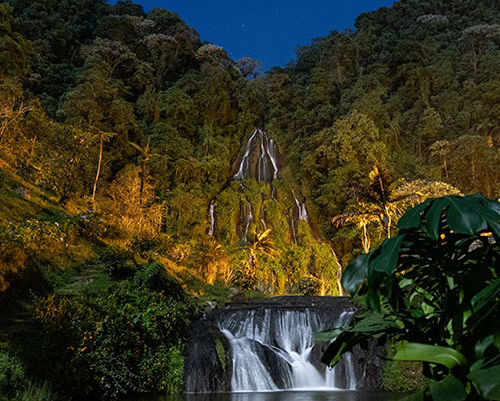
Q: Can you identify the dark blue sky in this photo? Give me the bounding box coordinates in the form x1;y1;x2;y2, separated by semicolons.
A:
115;0;396;70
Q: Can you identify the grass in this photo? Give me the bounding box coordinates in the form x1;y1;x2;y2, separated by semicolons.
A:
17;381;59;401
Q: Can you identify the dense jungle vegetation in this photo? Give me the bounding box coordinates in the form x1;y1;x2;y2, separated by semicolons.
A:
0;0;498;399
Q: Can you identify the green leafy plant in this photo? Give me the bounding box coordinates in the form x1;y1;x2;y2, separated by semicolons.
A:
320;194;499;400
21;263;200;400
0;350;26;400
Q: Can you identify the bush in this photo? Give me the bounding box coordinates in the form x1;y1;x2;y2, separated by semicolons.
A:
0;351;25;400
20;264;201;400
99;247;136;279
292;274;321;296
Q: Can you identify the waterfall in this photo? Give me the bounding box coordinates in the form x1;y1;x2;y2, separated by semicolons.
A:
290;217;297;244
208;200;215;236
234;129;258;180
243;201;253;242
292;191;308;221
234;129;279;181
218;308;358;392
263;132;279;180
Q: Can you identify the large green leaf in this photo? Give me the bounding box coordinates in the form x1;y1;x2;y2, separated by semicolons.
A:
462;194;500;239
366;287;381;312
398;201;430;230
314;328;343;343
429;375;467;401
471;278;500;312
393;342;467;369
446;197;487;236
341;253;371;294
321;331;365;367
371;235;404;275
423;198;447;240
350;311;399;333
468;364;500;400
315;313;397;343
468;279;500;329
398;194;499;240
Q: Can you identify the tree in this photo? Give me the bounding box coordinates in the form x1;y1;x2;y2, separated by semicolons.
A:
129;137;160;205
460;24;500;78
236;57;262;79
197;239;230;284
334;170;462;254
102;165;162;237
91;129;116;206
320;194;500;401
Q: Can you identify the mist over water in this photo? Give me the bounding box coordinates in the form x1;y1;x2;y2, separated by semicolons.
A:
140;391;406;401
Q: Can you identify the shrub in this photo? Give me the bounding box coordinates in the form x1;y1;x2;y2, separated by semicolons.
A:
22;265;200;400
293;274;322;296
0;351;25;400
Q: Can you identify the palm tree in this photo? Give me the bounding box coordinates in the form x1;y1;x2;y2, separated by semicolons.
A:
198;239;230;284
333;202;379;254
129;137;160;205
245;229;280;290
334;166;461;255
333;165;415;252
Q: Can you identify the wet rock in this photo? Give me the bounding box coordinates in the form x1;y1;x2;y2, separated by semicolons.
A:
185;317;232;393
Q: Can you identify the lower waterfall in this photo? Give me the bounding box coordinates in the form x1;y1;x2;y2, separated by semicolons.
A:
218;308;358;392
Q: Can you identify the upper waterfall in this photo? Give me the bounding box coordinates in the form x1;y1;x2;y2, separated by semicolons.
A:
233;129;281;182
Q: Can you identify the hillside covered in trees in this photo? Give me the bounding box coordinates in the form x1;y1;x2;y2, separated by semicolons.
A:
0;0;498;399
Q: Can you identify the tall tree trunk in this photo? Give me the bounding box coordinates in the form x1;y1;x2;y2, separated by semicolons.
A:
92;134;104;207
385;206;392;238
362;224;370;254
330;246;345;296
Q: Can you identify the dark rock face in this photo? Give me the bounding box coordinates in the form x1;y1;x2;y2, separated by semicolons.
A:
185;296;384;393
185;317;232;393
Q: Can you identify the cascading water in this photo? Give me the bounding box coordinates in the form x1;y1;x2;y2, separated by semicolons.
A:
243;201;253;242
218;308;358;392
208;200;216;236
292;191;308;221
234;129;258;180
233;129;280;182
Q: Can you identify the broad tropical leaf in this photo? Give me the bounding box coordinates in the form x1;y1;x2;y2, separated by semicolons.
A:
341;253;371;294
468;364;500;400
393;342;467;369
429;375;467;401
371;235;404;275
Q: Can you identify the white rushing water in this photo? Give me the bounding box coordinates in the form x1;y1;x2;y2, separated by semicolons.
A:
292;191;308;221
219;308;357;392
243;201;253;242
234;129;279;181
208;200;216;236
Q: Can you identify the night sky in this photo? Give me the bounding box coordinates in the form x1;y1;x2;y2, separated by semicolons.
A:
113;0;396;71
